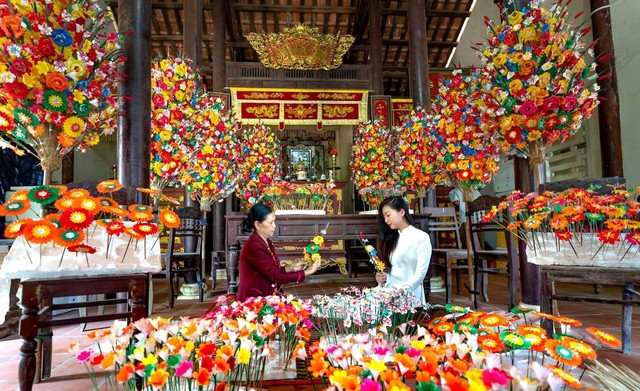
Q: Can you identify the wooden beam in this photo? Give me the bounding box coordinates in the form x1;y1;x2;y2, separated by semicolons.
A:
382;8;472;18
231;4;355;13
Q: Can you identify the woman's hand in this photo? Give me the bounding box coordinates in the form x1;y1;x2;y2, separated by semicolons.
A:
304;258;321;276
286;261;307;272
375;272;387;287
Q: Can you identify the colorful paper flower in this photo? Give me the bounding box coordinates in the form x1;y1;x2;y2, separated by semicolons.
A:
27;185;59;205
97;180;123;193
158;210;181;229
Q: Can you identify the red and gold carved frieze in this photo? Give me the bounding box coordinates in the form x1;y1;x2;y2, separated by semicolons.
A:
231;87;368;127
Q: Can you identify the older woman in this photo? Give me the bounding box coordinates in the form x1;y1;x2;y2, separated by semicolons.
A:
237;203;321;301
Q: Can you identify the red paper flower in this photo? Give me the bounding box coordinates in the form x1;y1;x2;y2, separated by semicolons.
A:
133;222;158;237
68;244;97;254
60;207;94;230
106;221;126;236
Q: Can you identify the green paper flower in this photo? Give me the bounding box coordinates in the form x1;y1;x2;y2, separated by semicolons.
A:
500;331;531;350
43;90;69;112
14;107;40;127
28;185;59;205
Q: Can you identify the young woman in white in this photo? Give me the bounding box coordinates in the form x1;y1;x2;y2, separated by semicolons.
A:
375;196;432;306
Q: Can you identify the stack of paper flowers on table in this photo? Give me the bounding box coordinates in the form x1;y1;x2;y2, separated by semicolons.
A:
0;180;176;270
484;185;640;266
307;304;618;390
261;181;336;212
71;294;313;391
310;286;423;346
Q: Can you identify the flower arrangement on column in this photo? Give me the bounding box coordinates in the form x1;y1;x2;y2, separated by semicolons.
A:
150;53;203;192
180;95;240;211
0;0;125;183
350;121;402;209
476;0;600;167
235;124;281;209
428;68;503;202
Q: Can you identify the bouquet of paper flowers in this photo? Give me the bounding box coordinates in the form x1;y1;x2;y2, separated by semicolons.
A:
261;181;336;211
310;286;422;346
351;121;403;209
429;68;503;200
476;0;601;166
73;294;313;390
180;94;240;211
235;124;281;209
358;231;385;273
308;305;617;390
0;0;125;178
149;53;204;190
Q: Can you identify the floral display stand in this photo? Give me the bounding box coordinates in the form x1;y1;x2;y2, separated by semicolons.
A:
540;265;640;354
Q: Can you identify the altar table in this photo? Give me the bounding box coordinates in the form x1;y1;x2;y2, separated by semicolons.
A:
540;265;640;354
225;213;432;294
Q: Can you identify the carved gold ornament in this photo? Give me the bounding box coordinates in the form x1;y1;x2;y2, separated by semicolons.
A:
245;24;355;71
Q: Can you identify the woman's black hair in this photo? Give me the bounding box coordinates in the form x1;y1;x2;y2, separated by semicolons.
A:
241;203;273;233
377;196;414;266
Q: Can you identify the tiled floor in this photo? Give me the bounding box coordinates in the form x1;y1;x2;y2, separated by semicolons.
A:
1;271;639;390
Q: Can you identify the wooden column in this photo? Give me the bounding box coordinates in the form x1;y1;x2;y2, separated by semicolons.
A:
407;0;430;110
369;0;384;94
211;0;227;253
590;0;623;177
211;0;227;91
407;0;434;208
183;0;203;211
117;0;151;204
184;0;203;67
514;157;541;305
499;0;541;307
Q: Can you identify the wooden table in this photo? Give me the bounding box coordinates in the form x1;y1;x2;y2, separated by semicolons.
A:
540;265;640;354
225;213;432;294
18;274;149;391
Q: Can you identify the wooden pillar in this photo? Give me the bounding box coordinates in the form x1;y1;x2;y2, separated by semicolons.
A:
183;0;203;211
514;157;541;306
211;0;227;253
369;0;384;95
211;0;227;91
498;0;541;307
184;0;203;67
590;0;623;177
117;0;151;204
407;0;430;110
407;0;434;208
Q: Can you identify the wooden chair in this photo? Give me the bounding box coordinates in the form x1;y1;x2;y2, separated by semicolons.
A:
423;207;470;304
467;195;519;310
165;206;205;308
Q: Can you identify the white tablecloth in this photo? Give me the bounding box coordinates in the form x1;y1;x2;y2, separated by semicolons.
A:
0;223;162;322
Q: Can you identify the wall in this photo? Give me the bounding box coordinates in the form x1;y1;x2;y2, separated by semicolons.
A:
73;141;117;182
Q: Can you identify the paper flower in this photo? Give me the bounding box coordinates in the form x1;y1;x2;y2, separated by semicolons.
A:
477;0;600;165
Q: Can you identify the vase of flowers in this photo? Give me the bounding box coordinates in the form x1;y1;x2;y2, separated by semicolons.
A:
0;0;125;185
477;0;600;168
